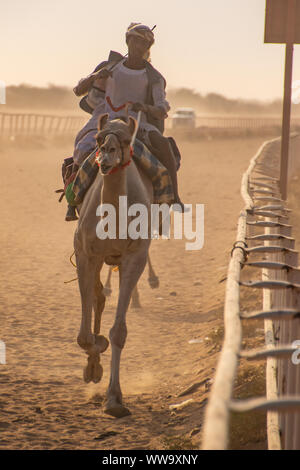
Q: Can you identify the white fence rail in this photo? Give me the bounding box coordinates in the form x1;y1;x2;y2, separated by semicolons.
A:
165;115;300;130
0;112;86;135
194;116;300;129
202;134;300;450
2;112;300;136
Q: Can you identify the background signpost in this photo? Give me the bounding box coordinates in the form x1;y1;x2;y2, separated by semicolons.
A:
265;0;300;200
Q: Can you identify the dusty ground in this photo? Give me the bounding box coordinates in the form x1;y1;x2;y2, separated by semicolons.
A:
0;131;274;450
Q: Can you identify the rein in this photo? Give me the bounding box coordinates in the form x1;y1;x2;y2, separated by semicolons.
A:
106;96;133;113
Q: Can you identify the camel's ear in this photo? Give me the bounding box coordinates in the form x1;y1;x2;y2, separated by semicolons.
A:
128;116;137;136
98;113;109;131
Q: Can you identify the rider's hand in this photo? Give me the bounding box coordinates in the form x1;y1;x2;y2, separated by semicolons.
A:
73;85;80;96
131;102;147;113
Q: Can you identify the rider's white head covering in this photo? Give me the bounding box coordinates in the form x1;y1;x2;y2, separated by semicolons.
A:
125;23;155;48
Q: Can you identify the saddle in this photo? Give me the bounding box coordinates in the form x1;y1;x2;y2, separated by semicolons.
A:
57;135;181;208
55;157;77;204
66;139;176;207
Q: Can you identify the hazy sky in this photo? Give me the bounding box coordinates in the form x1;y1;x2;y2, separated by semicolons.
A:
1;0;300;100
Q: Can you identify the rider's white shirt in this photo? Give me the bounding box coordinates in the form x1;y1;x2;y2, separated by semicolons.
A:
104;61;170;134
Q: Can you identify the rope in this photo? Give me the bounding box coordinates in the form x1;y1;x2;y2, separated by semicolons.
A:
64;250;78;284
70;250;77;267
130;110;142;148
64;277;78;284
230;242;248;263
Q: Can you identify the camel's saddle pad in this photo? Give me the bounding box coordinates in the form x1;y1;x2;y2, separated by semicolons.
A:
70;139;175;206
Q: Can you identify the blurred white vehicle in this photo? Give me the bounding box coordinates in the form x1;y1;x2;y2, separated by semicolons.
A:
172;107;196;129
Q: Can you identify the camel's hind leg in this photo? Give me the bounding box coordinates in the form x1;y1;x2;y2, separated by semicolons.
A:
105;245;149;418
130;285;141;309
147;255;159;289
103;266;113;297
130;254;159;309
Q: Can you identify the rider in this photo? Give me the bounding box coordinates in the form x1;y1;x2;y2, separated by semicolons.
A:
65;22;185;220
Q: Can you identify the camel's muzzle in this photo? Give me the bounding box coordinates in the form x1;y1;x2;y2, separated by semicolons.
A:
100;162;113;175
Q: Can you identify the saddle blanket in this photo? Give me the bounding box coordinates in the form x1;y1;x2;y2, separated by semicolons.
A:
70;139;175;206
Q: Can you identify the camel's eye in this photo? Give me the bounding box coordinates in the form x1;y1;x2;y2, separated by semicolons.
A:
100;145;106;153
109;147;116;153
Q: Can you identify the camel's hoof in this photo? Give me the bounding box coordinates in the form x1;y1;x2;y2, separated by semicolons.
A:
92;362;103;384
83;365;92;384
103;287;112;297
104;402;131;418
83;357;103;384
130;302;142;310
148;275;159;289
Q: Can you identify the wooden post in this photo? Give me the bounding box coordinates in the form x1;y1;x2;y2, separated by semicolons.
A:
20;114;24;135
49;116;54;133
33;114;38;133
29;114;33;134
40;115;46;133
263;210;282;450
12;114;16;135
25;115;29;135
63;116;70;133
55;116;62;133
280;0;296;200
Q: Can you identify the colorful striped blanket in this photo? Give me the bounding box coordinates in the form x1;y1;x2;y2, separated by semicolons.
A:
71;139;174;206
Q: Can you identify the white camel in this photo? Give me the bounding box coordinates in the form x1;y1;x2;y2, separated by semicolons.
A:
74;114;153;418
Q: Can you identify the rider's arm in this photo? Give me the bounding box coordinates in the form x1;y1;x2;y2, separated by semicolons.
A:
73;75;95;97
73;62;110;97
146;104;168;120
146;78;170;120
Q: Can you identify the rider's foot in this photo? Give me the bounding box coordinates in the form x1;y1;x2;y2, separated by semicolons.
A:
65;205;78;221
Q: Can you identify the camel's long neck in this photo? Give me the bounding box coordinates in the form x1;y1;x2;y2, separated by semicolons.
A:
101;170;127;210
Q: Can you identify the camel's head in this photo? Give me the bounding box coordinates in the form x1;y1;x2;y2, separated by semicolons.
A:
96;114;136;175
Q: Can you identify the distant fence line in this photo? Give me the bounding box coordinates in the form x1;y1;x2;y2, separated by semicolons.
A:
195;116;300;129
1;112;300;136
0;112;86;136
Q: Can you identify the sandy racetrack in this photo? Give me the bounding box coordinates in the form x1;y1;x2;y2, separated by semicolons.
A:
0;133;271;449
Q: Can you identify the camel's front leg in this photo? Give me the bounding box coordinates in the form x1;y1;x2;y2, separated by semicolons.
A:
76;253;108;383
76;252;97;350
130;285;141;309
105;245;149;418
